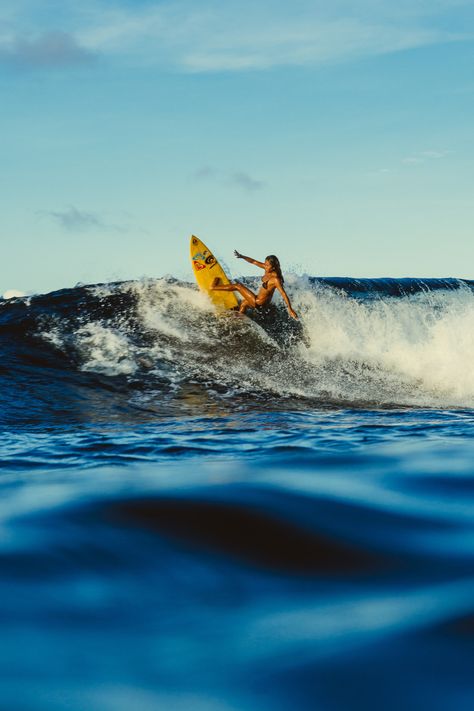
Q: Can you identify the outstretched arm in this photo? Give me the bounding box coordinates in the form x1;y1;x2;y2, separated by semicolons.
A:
276;281;298;320
234;250;266;269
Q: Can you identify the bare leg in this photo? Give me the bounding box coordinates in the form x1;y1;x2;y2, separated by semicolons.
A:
211;280;258;308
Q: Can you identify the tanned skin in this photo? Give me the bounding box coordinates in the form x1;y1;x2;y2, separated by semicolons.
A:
211;250;298;319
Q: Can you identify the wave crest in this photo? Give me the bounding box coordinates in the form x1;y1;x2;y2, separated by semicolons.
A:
1;276;474;410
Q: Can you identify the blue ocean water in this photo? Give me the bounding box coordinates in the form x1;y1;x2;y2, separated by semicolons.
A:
1;276;474;710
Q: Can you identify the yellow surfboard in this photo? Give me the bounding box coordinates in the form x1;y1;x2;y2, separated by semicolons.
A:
190;235;239;310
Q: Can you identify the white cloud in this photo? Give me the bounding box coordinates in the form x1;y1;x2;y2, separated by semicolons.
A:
180;22;444;72
0;1;471;73
74;0;471;72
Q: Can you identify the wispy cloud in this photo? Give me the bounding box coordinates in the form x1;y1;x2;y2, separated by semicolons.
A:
229;172;264;193
402;156;424;165
73;1;473;73
0;31;95;68
402;149;450;165
420;150;450;159
1;2;471;73
193;166;265;193
193;166;217;181
369;148;450;176
366;166;393;178
42;206;126;233
180;22;445;73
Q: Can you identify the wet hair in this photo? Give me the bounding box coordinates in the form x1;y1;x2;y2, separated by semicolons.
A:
266;255;284;284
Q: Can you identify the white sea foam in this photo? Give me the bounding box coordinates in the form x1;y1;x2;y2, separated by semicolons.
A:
3;289;26;299
75;323;138;376
292;281;474;406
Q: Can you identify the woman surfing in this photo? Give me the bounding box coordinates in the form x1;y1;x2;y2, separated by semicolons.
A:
211;251;298;319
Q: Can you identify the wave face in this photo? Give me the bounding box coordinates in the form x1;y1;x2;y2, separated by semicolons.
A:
1;276;474;429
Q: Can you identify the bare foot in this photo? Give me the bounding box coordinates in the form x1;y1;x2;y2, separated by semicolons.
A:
210;277;221;289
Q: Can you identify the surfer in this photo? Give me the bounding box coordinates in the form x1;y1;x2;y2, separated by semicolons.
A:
211;251;298;319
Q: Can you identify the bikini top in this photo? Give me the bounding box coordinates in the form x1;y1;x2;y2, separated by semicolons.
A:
262;271;276;290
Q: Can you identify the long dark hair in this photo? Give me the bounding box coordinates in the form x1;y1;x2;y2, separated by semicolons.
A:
266;255;284;284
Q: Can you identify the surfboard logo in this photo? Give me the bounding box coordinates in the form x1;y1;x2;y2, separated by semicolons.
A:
193;261;206;271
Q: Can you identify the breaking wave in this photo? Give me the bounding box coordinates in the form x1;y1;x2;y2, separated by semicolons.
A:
1;275;474;425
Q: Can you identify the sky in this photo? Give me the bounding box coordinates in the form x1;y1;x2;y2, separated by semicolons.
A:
1;0;474;295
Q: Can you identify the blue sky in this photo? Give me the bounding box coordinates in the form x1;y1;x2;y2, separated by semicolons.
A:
1;0;474;294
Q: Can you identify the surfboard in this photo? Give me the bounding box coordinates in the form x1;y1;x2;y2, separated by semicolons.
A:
190;235;239;310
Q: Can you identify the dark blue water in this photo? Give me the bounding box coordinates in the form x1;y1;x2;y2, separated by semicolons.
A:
2;277;474;710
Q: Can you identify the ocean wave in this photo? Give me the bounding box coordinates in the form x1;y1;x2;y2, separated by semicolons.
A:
1;275;474;419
